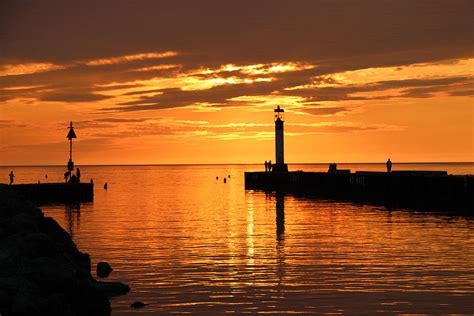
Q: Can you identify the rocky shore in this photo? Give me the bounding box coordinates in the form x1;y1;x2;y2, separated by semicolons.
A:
0;184;129;315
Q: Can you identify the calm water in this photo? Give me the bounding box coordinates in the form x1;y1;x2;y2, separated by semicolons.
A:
2;163;474;314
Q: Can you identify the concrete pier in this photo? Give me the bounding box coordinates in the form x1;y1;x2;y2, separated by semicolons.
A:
245;171;474;212
9;182;94;203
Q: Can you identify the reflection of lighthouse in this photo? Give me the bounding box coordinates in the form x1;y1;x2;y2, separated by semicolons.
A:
273;106;288;172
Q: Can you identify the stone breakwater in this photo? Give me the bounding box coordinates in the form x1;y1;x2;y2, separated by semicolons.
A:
0;184;129;315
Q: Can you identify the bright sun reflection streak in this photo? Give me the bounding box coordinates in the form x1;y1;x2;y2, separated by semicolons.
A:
246;193;255;269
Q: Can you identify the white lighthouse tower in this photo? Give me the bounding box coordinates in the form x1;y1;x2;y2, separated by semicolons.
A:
273;106;288;172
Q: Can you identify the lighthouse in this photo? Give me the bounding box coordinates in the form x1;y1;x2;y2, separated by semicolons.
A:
273;106;288;172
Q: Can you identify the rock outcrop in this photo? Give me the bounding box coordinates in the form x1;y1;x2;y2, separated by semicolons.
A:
96;261;113;278
0;184;129;315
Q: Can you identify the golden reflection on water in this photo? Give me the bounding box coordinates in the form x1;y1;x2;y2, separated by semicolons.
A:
7;164;474;314
246;193;255;268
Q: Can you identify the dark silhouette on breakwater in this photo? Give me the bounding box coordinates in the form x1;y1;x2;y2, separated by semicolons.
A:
264;160;274;172
9;122;93;203
9;170;14;185
328;163;337;173
245;106;474;212
386;158;392;173
65;122;82;184
67;121;77;172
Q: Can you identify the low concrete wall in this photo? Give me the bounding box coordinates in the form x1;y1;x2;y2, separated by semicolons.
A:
10;183;93;203
245;171;474;212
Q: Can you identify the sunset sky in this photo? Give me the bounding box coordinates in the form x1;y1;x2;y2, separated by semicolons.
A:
1;0;473;165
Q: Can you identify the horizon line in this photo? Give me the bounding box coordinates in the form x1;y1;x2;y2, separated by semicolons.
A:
1;161;473;168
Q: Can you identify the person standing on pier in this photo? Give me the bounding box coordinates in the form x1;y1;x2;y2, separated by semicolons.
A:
264;160;268;172
386;158;392;173
64;170;70;183
9;171;14;185
76;168;81;182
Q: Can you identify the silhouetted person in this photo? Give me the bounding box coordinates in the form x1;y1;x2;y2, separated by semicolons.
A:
9;171;14;185
90;178;94;184
386;158;392;173
264;160;268;172
328;163;338;173
64;170;71;182
76;168;81;182
45;174;48;179
104;182;108;190
69;174;77;183
269;160;272;172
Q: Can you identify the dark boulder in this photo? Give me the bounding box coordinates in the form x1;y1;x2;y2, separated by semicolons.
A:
0;185;125;315
131;301;149;308
96;261;113;278
11;287;42;314
93;281;130;297
40;217;74;246
31;257;76;291
24;233;58;258
0;289;12;308
10;212;40;234
62;252;91;277
36;293;72;315
0;248;17;275
70;279;112;315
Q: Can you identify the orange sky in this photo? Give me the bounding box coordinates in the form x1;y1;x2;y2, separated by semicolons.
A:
0;1;473;165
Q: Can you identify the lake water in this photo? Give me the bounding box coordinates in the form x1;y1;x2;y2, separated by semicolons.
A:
2;163;474;314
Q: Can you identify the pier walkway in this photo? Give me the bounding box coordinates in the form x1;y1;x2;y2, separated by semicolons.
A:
7;182;94;203
245;171;473;212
